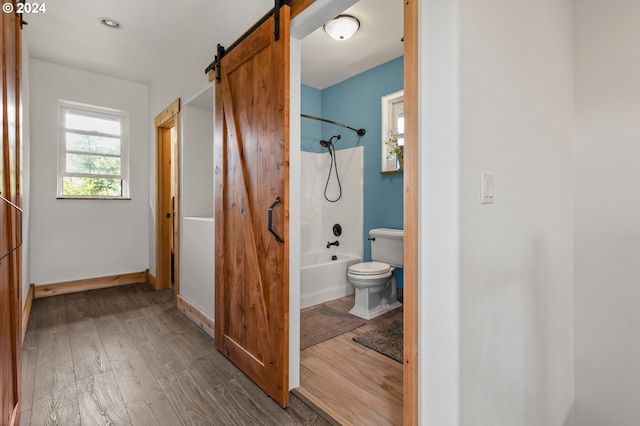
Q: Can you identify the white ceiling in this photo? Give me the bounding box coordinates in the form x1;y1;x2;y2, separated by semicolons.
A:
23;0;214;84
301;0;404;89
23;0;403;87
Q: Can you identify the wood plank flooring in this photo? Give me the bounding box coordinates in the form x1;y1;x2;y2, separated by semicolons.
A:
21;283;332;426
297;296;403;426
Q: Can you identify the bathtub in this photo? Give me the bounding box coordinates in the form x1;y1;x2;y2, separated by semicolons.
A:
300;250;361;309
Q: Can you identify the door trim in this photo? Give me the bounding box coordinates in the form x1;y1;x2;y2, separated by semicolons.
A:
403;0;418;424
155;98;181;293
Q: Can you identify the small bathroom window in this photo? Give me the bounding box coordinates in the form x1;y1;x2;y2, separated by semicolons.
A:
381;90;404;173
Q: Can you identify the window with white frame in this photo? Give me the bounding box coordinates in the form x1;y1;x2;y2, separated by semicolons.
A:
381;90;405;172
58;101;129;199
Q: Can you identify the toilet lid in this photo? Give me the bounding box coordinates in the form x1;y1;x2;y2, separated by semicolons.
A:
348;261;391;276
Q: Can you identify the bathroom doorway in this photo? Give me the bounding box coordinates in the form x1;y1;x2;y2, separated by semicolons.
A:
155;99;181;293
296;0;408;423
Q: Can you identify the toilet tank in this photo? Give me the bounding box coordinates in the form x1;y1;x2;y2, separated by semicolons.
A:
370;228;404;267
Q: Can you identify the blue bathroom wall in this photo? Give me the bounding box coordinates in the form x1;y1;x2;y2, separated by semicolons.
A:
301;56;404;264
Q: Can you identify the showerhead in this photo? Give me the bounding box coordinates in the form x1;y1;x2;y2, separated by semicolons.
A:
319;134;341;148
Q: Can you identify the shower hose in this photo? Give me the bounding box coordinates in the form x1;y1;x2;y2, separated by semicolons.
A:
324;141;342;202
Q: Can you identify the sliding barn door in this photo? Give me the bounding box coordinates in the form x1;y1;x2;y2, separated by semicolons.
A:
214;6;290;406
1;3;23;425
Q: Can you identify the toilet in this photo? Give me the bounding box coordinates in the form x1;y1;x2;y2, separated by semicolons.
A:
347;228;403;320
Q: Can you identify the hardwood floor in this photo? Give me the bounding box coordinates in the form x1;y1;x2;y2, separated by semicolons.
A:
297;296;403;426
21;283;332;426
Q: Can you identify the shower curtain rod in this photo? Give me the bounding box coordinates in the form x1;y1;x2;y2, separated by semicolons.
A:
301;114;366;137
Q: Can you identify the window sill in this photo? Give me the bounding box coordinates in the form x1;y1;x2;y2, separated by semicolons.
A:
380;169;403;175
57;196;131;200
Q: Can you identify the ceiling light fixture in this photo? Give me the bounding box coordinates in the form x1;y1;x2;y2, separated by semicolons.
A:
323;15;360;41
100;17;121;29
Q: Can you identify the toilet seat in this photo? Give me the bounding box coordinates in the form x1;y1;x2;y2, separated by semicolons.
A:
348;261;391;276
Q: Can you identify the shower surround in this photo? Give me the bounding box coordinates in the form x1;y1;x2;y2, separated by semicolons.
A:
300;146;364;309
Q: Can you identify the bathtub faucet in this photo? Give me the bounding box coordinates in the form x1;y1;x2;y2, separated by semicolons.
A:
326;240;340;248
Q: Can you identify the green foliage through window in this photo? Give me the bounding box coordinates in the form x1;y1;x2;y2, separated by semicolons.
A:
62;177;122;197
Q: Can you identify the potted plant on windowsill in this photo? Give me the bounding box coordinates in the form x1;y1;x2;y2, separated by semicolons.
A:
385;131;404;169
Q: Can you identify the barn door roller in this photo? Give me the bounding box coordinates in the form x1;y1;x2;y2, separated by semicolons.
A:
274;0;283;41
204;0;291;82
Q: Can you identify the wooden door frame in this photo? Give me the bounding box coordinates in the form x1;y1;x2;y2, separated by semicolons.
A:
403;0;418;424
154;99;181;293
289;0;419;423
1;2;23;424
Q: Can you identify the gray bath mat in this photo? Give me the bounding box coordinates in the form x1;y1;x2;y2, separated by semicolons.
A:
301;304;366;350
353;320;403;364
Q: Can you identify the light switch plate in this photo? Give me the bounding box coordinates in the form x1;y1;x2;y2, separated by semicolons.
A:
481;172;494;204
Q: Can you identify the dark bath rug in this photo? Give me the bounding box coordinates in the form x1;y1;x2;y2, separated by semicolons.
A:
353;320;403;364
300;304;366;350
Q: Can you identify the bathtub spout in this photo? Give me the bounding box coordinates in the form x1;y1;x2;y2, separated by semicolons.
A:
326;240;340;248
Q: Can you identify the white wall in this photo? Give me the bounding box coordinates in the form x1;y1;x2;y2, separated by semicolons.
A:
419;0;575;424
419;0;461;423
21;40;31;306
179;99;215;316
290;37;303;390
457;1;575;424
29;60;149;284
181;104;214;218
574;2;640;424
181;217;214;317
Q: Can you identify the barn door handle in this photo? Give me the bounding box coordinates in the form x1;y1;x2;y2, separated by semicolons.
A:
268;196;285;244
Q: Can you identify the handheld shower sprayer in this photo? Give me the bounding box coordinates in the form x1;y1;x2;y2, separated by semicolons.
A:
319;135;343;202
319;134;341;148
